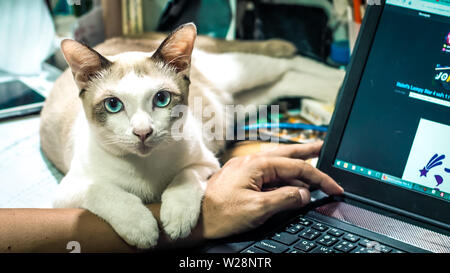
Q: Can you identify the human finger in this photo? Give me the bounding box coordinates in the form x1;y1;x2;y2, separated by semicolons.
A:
255;156;343;196
260;141;323;160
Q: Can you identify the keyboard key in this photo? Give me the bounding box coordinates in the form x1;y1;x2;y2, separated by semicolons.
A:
254;240;289;253
351;246;379;253
359;239;377;247
287;249;304;253
334;241;357;253
312;223;329;232
317;234;339;247
299;229;321;240
271;232;299;245
327;228;344;237
285;223;304;234
294;240;317;252
358;239;391;253
343;233;360;243
242;247;269;253
298;217;313;226
312;246;335;253
377;245;392;253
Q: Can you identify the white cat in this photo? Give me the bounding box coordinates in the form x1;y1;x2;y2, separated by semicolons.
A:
40;23;343;249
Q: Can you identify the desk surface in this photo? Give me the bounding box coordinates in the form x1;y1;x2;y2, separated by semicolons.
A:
0;115;62;208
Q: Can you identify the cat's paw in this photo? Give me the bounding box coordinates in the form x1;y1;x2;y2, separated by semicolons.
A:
113;213;159;249
160;197;201;240
262;39;297;58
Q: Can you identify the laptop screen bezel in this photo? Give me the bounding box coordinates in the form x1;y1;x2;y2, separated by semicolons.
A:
317;0;450;226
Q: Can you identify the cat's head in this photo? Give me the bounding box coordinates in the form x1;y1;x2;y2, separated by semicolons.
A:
61;23;196;156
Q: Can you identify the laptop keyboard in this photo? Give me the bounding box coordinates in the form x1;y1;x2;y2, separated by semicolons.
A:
242;216;405;253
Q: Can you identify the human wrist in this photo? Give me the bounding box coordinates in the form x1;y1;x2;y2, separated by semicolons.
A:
199;193;231;240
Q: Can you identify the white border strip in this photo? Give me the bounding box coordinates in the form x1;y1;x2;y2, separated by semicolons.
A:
386;0;450;18
409;91;450;107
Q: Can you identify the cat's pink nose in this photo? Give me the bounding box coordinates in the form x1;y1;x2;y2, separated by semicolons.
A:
133;128;153;142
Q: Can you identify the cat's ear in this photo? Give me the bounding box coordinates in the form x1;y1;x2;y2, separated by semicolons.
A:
151;23;197;74
61;39;112;91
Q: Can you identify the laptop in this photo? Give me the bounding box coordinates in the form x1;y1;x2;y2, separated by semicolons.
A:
204;0;450;253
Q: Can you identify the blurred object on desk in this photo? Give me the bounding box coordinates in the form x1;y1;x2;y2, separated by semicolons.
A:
74;5;105;47
238;0;332;62
102;0;169;38
240;97;332;144
300;98;334;126
0;0;56;75
348;4;361;53
0;63;62;98
121;0;144;36
0;81;46;121
347;0;367;53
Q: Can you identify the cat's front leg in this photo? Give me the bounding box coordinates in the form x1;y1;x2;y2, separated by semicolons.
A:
82;183;160;249
160;166;209;240
55;177;159;249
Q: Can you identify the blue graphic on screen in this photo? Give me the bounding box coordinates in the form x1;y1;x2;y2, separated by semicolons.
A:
419;154;444;177
419;154;450;191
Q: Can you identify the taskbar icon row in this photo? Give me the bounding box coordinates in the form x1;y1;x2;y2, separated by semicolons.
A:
334;160;382;180
334;159;450;201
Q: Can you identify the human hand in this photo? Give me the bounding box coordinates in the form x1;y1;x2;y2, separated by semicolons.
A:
200;141;343;239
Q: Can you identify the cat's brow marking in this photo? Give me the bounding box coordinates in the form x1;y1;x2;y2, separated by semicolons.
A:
133;62;153;76
92;101;108;125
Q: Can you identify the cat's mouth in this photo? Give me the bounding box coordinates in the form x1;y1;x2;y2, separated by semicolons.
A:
136;142;152;156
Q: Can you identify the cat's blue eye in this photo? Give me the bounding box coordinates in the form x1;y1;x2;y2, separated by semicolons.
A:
153;90;171;108
104;97;123;113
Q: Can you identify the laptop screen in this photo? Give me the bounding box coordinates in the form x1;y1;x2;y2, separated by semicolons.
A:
333;0;450;202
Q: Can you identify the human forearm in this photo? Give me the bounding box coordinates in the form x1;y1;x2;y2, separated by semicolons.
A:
0;204;205;253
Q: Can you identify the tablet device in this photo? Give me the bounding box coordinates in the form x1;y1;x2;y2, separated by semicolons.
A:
0;80;46;120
